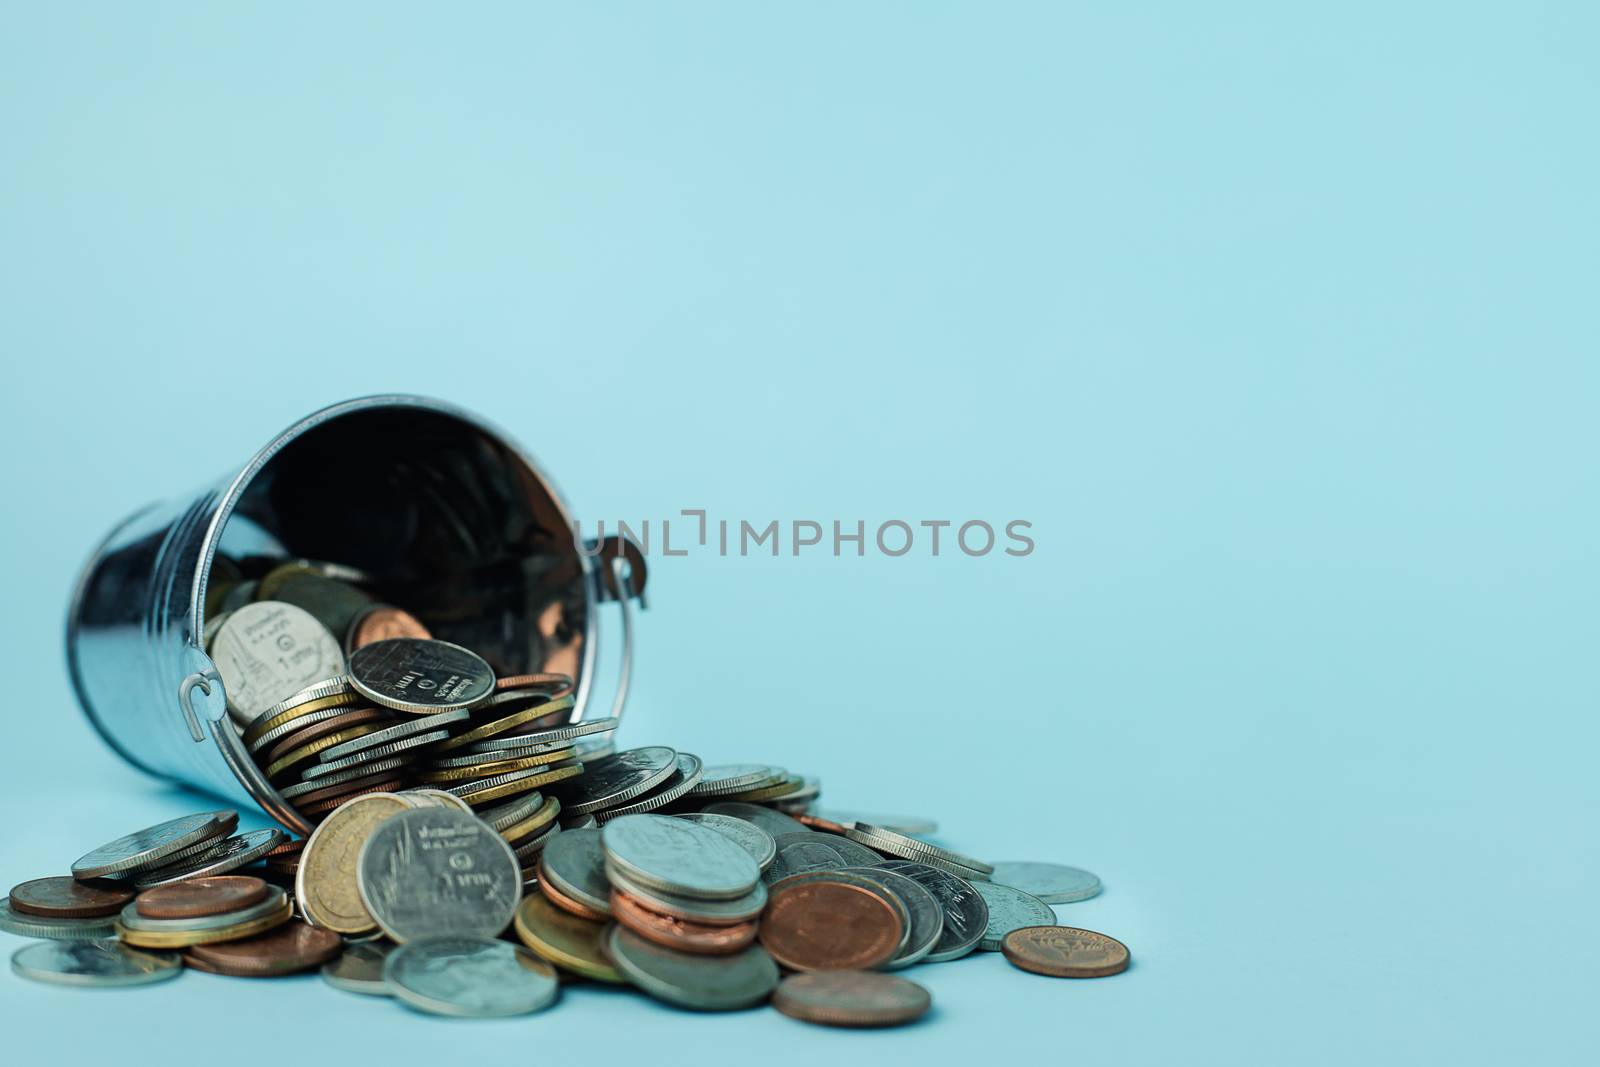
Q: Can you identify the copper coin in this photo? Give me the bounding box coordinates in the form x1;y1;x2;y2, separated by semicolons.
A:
265;838;305;860
535;860;609;922
9;876;134;919
262;708;391;763
495;673;572;694
795;813;853;835
772;971;932;1028
183;920;343;977
135;875;271;920
611;890;760;956
1002;926;1130;978
759;880;903;972
348;606;432;649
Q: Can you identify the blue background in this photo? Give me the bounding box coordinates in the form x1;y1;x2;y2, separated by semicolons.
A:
1;3;1595;1063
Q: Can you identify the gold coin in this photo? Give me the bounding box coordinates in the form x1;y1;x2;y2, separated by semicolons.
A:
513;892;623;982
436;695;577;751
243;693;363;746
500;797;562;844
295;793;411;934
420;747;576;783
458;763;583;807
264;723;388;780
117;898;292;949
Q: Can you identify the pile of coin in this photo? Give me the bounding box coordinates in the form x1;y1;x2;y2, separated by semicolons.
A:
11;620;1132;1023
7;765;1127;1024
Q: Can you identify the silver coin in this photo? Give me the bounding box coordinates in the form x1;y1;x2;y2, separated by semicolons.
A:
971;880;1056;951
398;788;474;813
303;731;449;779
248;703;366;755
475;792;548;832
321;940;394;995
0;899;116;941
553;746;678;815
279;757;409;798
318;710;468;762
246;677;357;734
763;831;884;885
10;940;181;987
385;936;558;1017
357;808;521;943
511;821;561;861
537;828;612;915
430;738;573;767
687;763;784;797
212;601;346;726
874;860;988;962
458;716;618;754
605;863;768;925
601;814;760;901
765;776;821;805
592;754;705;823
574;739;616;762
347;638;495;715
698;802;810;838
71;810;237;879
673;813;778;872
847;823;994;877
131;828;285;889
560;813;597;831
117;886;289;933
443;762;578;799
987;861;1102;904
604;924;778;1010
809;809;940;836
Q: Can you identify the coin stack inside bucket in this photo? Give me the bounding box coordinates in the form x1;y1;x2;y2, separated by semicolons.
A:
7;554;1129;1023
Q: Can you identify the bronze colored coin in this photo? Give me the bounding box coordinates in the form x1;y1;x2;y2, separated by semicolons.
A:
421;748;577;783
265;838;305;860
436;695;578;751
9;876;135;919
535;860;610;922
262;708;391;763
795;813;853;835
1001;926;1130;978
347;605;432;649
611;890;760;957
513;892;624;983
135;876;270;920
183;919;343;977
264;723;387;780
243;691;363;747
495;673;572;694
454;763;583;806
759;880;904;972
772;971;932;1028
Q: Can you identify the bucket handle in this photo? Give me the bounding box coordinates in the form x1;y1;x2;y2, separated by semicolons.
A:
178;668;223;743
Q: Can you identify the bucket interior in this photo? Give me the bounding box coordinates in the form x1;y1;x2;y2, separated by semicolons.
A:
207;405;590;686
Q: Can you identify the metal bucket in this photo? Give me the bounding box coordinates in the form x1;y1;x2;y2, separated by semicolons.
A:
65;395;644;836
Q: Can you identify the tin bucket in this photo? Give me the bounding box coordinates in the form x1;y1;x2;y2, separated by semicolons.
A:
65;395;645;836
